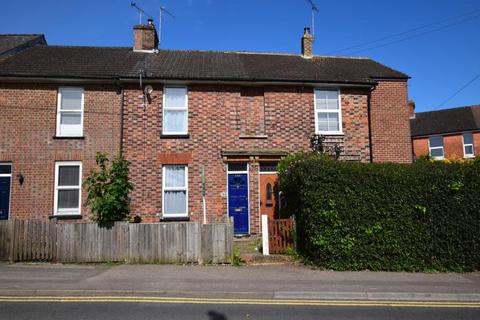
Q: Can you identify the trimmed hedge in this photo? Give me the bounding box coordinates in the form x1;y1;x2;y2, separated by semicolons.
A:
278;153;480;271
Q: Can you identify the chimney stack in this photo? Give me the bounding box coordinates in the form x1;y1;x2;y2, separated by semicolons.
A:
301;27;313;58
408;100;416;119
133;19;159;52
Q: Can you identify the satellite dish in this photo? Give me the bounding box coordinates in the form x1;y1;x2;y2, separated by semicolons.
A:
144;85;154;95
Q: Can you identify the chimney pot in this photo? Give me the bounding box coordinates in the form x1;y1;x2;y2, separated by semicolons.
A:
301;27;313;58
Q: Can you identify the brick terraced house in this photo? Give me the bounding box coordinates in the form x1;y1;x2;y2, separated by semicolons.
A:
411;105;480;160
0;22;412;235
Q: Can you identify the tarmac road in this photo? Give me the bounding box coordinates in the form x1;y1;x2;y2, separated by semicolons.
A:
1;301;479;320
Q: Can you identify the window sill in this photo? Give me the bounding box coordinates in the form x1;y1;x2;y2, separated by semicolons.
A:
239;135;268;140
49;214;83;220
315;132;344;136
160;134;190;139
53;136;85;140
160;216;190;222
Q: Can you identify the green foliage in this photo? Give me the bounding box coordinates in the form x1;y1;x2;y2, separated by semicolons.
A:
84;153;133;225
232;247;243;266
278;153;480;271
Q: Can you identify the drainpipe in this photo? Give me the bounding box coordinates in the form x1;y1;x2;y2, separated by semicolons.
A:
367;86;375;163
119;86;125;156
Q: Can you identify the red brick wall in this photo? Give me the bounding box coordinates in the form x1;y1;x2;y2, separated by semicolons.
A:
474;132;480;156
370;80;412;163
123;84;372;233
0;83;122;220
444;135;464;159
412;137;429;159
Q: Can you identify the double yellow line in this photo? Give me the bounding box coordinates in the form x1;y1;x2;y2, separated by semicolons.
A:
0;296;478;308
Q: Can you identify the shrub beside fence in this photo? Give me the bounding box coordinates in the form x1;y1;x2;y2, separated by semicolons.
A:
0;220;233;264
278;153;480;271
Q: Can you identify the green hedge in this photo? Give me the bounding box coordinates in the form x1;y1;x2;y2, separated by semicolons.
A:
278;153;480;271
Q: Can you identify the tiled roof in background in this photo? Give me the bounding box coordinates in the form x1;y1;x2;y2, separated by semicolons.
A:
0;34;46;57
411;105;480;137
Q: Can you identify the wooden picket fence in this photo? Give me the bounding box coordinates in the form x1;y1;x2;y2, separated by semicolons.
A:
268;217;294;254
0;220;233;264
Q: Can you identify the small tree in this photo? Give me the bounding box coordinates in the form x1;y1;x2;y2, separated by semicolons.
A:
84;153;133;225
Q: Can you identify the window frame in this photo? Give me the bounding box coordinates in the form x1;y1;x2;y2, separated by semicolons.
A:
54;161;82;216
314;89;343;135
56;87;84;137
428;135;444;160
162;165;189;218
162;86;189;135
463;132;475;158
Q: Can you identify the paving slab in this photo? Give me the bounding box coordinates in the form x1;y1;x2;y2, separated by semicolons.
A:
0;263;478;302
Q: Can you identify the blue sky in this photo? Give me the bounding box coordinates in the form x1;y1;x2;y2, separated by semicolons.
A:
1;0;479;112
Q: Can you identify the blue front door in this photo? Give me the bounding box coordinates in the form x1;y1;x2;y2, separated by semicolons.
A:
0;177;11;220
228;173;249;234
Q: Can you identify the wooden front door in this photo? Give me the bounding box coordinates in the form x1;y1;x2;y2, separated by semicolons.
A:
259;173;279;221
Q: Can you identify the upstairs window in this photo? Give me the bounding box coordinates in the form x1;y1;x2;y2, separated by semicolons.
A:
314;90;342;134
463;132;475;158
429;136;444;160
162;165;188;217
54;162;82;216
57;87;84;137
163;87;188;135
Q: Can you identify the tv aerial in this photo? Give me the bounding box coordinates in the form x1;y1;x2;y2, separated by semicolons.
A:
130;2;175;48
305;0;319;38
130;2;154;25
159;5;175;47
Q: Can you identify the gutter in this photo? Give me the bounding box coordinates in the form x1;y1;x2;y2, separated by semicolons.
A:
0;75;377;88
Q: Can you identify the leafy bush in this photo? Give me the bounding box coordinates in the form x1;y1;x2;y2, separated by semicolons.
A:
84;153;133;225
278;153;480;271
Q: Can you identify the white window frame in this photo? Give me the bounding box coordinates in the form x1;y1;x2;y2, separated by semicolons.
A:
463;132;475;158
314;89;343;135
162;165;188;218
56;87;84;137
162;86;188;135
54;161;82;216
428;136;444;160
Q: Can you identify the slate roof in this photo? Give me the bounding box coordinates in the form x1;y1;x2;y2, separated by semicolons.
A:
0;45;408;84
0;34;46;57
411;105;480;137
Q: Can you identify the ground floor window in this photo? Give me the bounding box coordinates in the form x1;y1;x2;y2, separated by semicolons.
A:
463;133;475;158
54;161;82;216
429;136;444;160
162;165;188;217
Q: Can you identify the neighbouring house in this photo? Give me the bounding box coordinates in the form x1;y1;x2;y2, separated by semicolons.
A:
411;105;480;160
0;34;46;59
0;21;412;235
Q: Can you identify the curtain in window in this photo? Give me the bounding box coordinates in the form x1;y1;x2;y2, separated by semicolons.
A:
61;89;82;110
164;110;187;133
165;88;186;108
165;166;185;187
164;191;187;214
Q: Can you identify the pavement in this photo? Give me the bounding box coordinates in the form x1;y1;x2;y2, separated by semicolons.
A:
0;262;478;303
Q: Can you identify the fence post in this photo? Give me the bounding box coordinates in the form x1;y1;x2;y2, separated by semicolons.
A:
292;215;297;252
262;215;269;256
8;219;15;263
